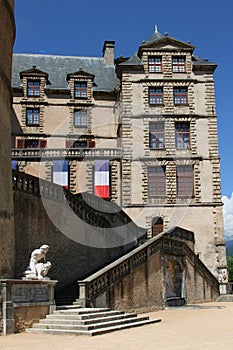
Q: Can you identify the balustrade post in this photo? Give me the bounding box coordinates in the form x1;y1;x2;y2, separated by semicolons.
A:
77;281;89;307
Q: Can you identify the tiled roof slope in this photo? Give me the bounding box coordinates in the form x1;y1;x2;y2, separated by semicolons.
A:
12;53;118;92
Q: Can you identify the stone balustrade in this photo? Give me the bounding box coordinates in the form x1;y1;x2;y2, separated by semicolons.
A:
11;147;123;160
12;170;137;237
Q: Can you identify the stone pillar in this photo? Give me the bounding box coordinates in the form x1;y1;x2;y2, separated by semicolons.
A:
0;0;15;278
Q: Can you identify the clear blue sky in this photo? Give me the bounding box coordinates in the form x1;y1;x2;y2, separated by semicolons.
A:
14;0;233;199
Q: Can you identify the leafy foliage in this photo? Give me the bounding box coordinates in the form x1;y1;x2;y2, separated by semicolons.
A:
227;256;233;282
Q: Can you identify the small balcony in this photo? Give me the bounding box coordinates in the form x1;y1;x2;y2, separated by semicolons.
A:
11;148;123;161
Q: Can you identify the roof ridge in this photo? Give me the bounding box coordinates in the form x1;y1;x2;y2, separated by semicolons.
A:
13;53;105;60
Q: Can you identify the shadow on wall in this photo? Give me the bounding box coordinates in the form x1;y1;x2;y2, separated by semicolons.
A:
13;186;139;304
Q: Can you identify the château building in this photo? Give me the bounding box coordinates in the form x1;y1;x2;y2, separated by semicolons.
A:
11;28;227;279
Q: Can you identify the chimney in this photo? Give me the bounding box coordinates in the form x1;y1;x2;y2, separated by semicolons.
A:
102;40;115;66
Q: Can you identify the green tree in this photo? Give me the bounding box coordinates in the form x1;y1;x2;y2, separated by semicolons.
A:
227;256;233;282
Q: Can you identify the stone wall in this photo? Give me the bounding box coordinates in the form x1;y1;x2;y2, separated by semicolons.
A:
103;252;164;312
185;257;219;303
13;188;135;303
0;0;15;278
14;305;50;333
0;282;3;334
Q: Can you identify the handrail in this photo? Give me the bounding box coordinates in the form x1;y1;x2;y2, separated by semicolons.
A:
11;147;123;160
77;228;219;306
12;170;110;229
12;170;142;239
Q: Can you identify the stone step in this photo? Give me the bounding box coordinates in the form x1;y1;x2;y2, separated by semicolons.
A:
46;310;123;320
26;306;161;336
32;315;150;331
53;307;110;314
56;304;82;310
217;294;233;302
26;318;161;336
40;312;137;325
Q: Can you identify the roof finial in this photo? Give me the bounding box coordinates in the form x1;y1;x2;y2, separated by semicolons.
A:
154;24;158;33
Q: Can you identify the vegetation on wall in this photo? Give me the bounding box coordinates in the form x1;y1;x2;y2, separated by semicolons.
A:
227;256;233;282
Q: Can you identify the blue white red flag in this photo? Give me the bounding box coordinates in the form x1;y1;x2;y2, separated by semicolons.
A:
53;160;69;189
94;160;110;198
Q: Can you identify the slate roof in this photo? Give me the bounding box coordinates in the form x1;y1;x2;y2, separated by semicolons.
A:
142;30;164;45
12;53;118;92
192;55;217;66
118;53;143;66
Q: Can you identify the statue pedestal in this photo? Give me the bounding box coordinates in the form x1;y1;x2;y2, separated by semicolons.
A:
0;279;57;334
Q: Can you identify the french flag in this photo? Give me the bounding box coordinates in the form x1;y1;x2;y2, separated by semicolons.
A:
94;160;110;198
53;160;69;189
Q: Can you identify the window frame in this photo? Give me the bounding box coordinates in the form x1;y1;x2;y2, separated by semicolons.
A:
73;109;87;128
148;56;162;73
175;122;190;149
174;87;188;105
74;81;87;98
148;166;166;197
27;79;41;97
73;140;88;148
172;56;186;73
149;121;165;149
24;139;39;148
149;87;164;105
16;138;47;149
26;108;40;126
176;165;194;197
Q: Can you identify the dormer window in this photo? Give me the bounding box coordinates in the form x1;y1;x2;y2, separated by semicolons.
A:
74;82;87;98
148;56;162;73
20;66;49;98
67;70;94;101
27;80;40;97
172;57;186;72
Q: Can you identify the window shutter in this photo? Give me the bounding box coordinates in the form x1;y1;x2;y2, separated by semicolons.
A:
17;138;25;148
39;139;47;148
66;140;74;149
87;140;95;148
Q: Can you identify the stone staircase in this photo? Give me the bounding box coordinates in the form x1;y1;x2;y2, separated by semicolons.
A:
26;306;161;336
217;294;233;302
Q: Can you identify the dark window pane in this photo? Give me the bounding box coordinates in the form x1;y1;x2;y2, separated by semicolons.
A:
74;82;87;98
175;122;190;149
149;122;165;149
74;110;87;127
177;165;194;197
148;166;166;196
27;80;40;96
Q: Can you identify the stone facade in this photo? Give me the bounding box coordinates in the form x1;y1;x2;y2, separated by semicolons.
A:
11;29;226;280
0;0;15;278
